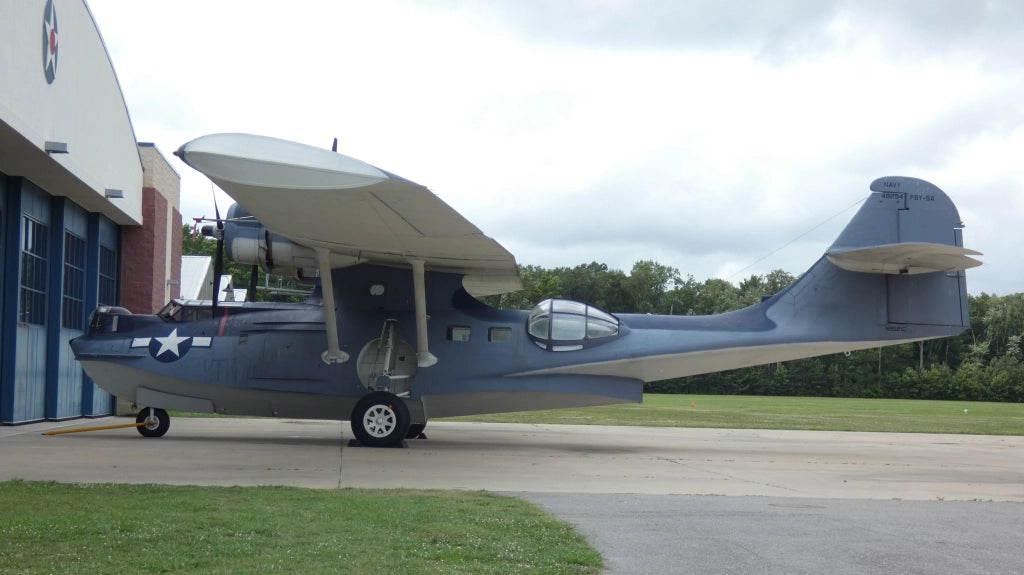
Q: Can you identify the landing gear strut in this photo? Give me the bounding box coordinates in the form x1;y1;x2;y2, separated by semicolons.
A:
350;391;411;447
136;407;170;438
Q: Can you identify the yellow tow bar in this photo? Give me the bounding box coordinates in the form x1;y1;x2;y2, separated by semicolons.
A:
42;421;149;436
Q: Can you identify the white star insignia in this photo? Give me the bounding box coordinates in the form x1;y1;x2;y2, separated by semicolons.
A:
154;328;190;358
44;6;57;69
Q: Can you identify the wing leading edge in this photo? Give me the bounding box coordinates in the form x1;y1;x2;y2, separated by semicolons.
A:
176;133;521;296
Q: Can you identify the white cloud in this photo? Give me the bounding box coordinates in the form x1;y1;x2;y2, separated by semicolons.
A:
87;0;1024;295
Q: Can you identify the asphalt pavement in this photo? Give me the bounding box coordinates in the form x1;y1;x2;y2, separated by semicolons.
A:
2;417;1021;574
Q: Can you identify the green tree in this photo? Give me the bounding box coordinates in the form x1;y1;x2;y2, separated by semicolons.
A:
561;262;613;309
624;260;680;313
764;269;797;294
662;274;700;315
692;278;741;314
981;293;1024;355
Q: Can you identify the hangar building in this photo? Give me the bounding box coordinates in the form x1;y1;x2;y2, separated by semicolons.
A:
0;0;182;424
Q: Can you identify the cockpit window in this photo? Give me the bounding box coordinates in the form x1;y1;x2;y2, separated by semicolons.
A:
158;302;185;321
158;300;235;322
527;299;620;351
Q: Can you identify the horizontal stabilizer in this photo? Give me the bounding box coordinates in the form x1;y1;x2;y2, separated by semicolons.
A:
827;243;983;275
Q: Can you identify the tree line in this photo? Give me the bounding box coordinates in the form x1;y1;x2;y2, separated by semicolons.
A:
480;261;1024;403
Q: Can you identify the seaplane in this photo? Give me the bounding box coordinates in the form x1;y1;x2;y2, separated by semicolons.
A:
70;133;981;447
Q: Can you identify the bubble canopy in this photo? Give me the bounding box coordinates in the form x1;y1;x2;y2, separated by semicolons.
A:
527;299;620;351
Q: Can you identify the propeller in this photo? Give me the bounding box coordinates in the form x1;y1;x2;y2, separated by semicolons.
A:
247;264;259;301
197;137;341;307
198;198;265;304
211;196;225;315
198;187;226;315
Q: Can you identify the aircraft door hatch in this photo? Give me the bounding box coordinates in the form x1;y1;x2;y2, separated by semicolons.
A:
356;320;418;395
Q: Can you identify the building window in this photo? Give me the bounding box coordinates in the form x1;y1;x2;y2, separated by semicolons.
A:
62;232;86;330
19;217;48;325
99;246;117;305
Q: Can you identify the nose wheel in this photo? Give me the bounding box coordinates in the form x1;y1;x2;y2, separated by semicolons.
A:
350;391;411;447
136;407;170;438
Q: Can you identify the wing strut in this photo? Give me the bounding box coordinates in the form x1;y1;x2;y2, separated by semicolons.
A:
410;259;438;367
316;248;349;365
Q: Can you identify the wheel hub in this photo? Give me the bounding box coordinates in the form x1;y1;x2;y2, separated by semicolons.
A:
363;404;396;438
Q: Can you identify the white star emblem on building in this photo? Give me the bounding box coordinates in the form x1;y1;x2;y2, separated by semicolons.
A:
43;0;58;83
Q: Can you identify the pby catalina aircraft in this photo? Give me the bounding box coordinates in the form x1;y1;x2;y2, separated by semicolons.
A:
70;134;982;447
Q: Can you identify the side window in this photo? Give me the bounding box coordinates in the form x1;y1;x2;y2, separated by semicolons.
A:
488;327;512;343
446;326;471;342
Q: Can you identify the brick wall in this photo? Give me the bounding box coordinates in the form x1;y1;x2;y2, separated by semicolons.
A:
120;187;168;313
170;206;182;300
119;144;182;314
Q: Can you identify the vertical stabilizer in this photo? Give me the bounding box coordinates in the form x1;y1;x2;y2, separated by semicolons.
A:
771;177;977;344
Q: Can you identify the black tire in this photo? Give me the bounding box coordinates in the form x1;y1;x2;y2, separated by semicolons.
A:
136;407;170;438
350;392;411;447
406;422;427;439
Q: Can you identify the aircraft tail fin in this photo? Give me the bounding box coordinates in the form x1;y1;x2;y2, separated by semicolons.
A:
772;176;978;340
826;176;981;276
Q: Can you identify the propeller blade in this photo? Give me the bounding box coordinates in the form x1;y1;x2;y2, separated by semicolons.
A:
247;264;259;301
211;184;225;315
212;235;223;315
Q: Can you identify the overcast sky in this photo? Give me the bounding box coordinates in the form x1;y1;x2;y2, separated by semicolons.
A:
86;0;1022;295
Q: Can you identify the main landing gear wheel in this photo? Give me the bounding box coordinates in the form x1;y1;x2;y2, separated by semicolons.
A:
351;392;411;447
136;407;170;438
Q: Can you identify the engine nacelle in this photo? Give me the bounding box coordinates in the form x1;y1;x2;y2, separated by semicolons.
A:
222;204;319;281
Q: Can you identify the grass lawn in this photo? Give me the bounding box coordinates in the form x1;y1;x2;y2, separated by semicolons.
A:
443;394;1024;435
0;481;601;575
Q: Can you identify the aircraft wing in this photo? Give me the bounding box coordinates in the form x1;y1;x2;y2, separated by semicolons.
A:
176;133;521;296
